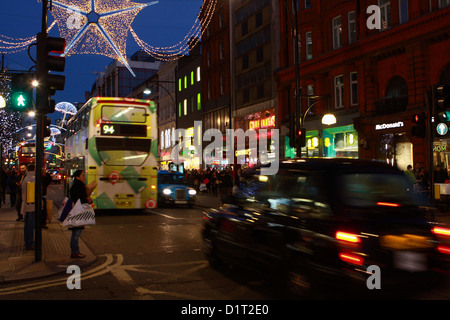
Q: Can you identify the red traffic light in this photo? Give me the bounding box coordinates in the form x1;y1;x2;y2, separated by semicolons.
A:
412;113;422;123
298;128;305;136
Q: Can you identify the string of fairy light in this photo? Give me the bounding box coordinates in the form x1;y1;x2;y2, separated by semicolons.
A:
0;0;218;63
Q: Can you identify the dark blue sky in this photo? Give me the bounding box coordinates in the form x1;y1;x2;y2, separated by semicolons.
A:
1;0;202;107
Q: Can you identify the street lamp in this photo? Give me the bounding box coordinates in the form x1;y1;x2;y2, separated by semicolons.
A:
321;113;337;125
300;94;335;127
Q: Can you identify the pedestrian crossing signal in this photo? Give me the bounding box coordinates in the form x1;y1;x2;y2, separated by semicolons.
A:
296;127;306;149
411;112;426;138
10;74;33;112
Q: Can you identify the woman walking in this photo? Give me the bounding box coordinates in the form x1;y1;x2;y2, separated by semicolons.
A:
69;170;96;258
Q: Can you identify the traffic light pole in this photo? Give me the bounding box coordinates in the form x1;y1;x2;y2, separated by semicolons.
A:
34;0;49;263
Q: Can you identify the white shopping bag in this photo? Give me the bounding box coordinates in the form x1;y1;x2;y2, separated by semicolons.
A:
62;199;96;228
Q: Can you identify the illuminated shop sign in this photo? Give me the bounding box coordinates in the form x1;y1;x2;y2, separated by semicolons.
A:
375;121;404;130
249;115;275;130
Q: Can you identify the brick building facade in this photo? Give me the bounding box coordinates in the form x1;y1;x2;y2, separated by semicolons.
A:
276;0;450;171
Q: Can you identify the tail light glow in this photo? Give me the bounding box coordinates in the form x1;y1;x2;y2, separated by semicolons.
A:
437;246;450;255
339;253;364;266
336;231;361;243
432;227;450;237
376;202;401;207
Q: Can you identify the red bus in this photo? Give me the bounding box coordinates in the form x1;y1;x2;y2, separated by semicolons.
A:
18;143;36;167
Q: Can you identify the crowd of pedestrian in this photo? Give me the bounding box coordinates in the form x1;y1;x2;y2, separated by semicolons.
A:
0;164;53;250
404;163;450;192
184;166;245;202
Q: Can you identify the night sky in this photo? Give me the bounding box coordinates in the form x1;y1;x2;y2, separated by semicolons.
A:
0;0;203;107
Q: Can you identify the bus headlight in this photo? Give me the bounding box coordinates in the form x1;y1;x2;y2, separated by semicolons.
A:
163;188;172;195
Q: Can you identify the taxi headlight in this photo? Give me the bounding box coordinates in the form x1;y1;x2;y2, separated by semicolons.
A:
189;189;197;196
163;188;172;195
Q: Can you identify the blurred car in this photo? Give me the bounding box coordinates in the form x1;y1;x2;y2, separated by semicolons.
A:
202;159;450;297
158;170;196;207
47;169;63;184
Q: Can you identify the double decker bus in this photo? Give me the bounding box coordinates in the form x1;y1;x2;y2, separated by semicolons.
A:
65;97;158;210
18;142;36;167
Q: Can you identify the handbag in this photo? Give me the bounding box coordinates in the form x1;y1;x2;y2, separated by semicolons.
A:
58;197;73;222
62;199;96;228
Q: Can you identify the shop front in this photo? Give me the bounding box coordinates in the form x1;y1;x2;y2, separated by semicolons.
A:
298;125;359;159
234;108;277;167
355;117;417;172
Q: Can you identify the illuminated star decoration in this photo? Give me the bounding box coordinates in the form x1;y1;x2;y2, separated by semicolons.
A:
51;0;158;76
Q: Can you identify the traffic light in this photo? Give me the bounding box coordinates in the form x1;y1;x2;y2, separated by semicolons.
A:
434;84;450;121
434;84;450;110
36;32;65;114
411;112;426;138
296;127;306;149
9;73;33;112
43;116;51;138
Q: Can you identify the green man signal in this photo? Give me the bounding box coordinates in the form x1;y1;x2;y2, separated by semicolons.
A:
10;73;33;112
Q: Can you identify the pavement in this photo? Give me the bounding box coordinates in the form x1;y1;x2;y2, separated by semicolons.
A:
0;201;97;284
1;192;449;284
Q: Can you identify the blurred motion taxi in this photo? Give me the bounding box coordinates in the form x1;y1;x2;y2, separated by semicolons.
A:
47;169;63;184
202;159;450;296
157;170;196;207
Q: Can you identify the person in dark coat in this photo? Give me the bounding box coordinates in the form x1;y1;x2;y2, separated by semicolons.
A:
69;170;96;258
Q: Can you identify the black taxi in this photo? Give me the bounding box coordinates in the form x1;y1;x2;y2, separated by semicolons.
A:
202;159;450;297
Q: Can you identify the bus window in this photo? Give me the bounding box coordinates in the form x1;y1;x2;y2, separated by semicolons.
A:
101;105;147;123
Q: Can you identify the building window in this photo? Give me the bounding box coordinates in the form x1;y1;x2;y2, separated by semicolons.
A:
256;46;264;63
178;78;182;91
257;83;265;99
220;41;224;60
178;102;181;117
242;20;248;36
348;11;356;44
219;11;224;28
305;31;312;60
191;71;194;85
197;93;201;110
243;88;250;104
305;0;311;9
350;72;358;106
332;16;342;49
399;0;408;23
184;76;187;89
439;0;450;8
196;66;201;82
307;85;314;110
255;12;262;28
379;0;391;30
242;54;249;70
207;81;211;100
334;75;344;108
183;99;187;116
220;73;225;95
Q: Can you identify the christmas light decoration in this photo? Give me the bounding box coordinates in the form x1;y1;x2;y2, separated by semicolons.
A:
0;21;56;54
1;0;219;72
131;0;218;61
0;72;23;154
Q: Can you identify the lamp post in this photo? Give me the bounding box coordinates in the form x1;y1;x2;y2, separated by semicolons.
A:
295;94;335;158
300;94;335;127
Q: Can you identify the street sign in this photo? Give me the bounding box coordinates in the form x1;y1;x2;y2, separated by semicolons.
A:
436;122;448;136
